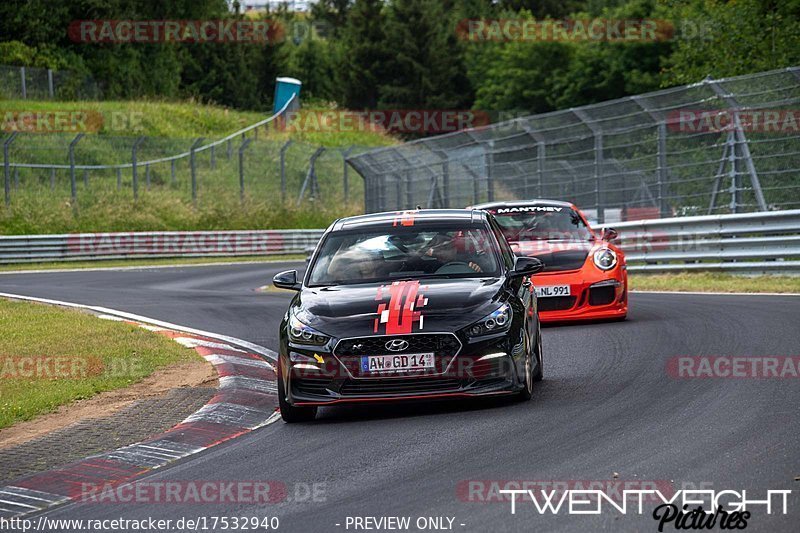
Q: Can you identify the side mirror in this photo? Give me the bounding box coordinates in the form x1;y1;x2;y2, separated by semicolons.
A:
509;256;544;278
273;270;301;291
601;227;618;241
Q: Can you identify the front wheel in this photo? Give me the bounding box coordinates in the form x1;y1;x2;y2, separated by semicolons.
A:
533;321;543;382
517;332;534;401
278;369;317;423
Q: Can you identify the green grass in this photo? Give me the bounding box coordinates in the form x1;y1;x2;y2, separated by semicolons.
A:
0;254;305;272
629;272;800;293
1;99;397;235
0;298;197;429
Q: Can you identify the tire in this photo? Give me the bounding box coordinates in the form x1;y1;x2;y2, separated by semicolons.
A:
278;370;317;423
517;331;534;401
533;321;543;382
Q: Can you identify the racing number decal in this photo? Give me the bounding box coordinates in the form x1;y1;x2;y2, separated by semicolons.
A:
374;280;428;334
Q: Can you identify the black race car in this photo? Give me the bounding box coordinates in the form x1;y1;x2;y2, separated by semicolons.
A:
272;209;544;422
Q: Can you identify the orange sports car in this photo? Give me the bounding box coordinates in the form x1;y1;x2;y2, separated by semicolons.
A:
471;200;627;323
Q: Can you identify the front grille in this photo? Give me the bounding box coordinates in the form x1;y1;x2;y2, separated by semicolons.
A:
292;376;334;397
589;285;616;306
340;377;461;396
334;334;461;377
538;296;575;311
537;296;576;312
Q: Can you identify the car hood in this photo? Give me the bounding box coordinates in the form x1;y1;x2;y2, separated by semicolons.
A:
510;239;594;272
294;277;506;338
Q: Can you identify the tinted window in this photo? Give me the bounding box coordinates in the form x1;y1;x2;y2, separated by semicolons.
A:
308;225;500;286
491;207;593;242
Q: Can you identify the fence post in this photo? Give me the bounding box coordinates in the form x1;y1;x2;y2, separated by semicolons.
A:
238;138;252;204
486;141;495;202
50;167;56;190
537;141;545;198
170;159;176;185
3;132;18;207
210;145;216;169
47;69;54;98
341;146;354;203
297;147;325;206
116;167;121;190
280;140;293;202
190;137;205;206
68;133;84;203
20;67;27;99
131;136;145;200
657;123;669;217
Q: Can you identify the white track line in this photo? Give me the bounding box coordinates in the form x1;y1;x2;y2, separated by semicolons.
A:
0;291;277;361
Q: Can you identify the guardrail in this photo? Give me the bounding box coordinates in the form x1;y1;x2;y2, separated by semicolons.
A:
607;209;800;273
1;210;798;273
0;230;324;264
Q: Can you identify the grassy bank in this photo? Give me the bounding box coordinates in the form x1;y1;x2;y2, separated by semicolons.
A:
1;99;396;234
629;272;800;294
0;298;196;429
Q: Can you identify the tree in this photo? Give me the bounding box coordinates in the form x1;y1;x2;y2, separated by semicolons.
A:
338;0;389;109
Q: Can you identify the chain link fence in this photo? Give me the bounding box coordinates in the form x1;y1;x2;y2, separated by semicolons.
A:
0;65;101;100
1;94;376;209
348;67;800;224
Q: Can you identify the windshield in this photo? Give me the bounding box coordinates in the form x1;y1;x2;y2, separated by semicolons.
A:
307;226;501;286
491;208;593;242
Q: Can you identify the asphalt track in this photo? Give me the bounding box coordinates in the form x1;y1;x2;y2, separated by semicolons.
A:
1;262;799;532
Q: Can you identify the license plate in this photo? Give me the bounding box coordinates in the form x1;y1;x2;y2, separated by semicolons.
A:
361;353;435;373
535;285;571;297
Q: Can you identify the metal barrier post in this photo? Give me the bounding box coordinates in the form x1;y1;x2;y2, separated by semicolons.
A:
47;69;54;98
68;133;85;203
131;136;145;200
3;133;18;207
20;67;26;99
190;137;205;205
238;138;252;204
170;159;176;185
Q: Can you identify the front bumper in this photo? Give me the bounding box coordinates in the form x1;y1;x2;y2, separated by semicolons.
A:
533;267;627;323
281;332;530;406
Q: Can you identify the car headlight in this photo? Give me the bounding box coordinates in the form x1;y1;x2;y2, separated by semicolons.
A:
593;248;617;271
288;312;330;346
466;303;512;338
